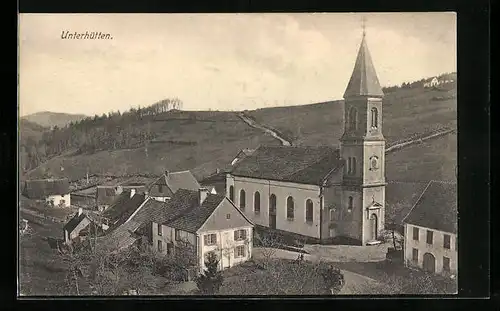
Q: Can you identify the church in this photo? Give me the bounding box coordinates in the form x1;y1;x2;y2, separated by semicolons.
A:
226;31;386;246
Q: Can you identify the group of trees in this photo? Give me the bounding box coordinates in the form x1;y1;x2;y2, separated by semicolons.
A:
20;98;184;172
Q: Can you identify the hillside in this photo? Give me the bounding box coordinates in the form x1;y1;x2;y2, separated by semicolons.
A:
22;83;456;183
22;111;87;128
25;110;278;181
19;119;48;142
246;83;457;147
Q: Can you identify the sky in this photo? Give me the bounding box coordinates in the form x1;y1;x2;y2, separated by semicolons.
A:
18;13;456;117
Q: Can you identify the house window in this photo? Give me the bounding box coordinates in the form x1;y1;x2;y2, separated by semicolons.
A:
235;245;246;258
349;107;358;130
443;234;451;249
412;227;419;241
239;189;246;210
60;199;66;205
347;196;353;213
157;223;162;236
175;229;181;241
329;208;335;221
157;240;163;252
286;196;294;220
443;256;450;272
412;248;418;262
167;242;174;255
158;184;163;193
352;157;356;175
226;213;231;219
204;233;217;246
229;186;234;202
306;199;313;222
254;191;261;214
426;230;433;245
371;107;378;128
234;229;247;241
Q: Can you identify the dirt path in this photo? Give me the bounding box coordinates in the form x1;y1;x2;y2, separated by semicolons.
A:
237;113;292;146
385;128;456;154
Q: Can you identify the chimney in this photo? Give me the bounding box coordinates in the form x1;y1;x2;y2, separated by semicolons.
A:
130;189;136;198
78;208;83;216
198;188;209;205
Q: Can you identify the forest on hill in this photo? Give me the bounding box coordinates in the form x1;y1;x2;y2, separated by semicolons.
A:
19;98;185;172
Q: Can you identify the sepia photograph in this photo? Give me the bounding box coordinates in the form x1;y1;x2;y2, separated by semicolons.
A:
18;12;457;296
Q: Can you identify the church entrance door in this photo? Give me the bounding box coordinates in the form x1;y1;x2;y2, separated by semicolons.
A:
370;213;378;240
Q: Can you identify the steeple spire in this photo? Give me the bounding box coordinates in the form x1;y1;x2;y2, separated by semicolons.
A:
343;19;384;99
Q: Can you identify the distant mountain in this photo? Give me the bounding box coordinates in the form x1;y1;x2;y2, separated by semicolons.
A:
21;111;87;128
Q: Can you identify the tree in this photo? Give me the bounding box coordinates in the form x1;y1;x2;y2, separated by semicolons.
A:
195;252;224;294
320;264;345;294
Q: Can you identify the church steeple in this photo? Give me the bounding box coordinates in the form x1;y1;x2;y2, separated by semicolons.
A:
343;28;384;99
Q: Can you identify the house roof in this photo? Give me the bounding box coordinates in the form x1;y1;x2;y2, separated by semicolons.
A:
23;178;70;199
343;35;384;98
96;186;118;205
101;191;146;229
147;170;201;197
403;181;457;234
63;212;88;234
230;145;342;185
385;181;430;227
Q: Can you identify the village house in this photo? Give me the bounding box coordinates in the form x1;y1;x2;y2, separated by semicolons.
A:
146;188;254;272
96;182;148;212
147;170;201;202
22;178;71;208
63;208;91;244
100;189;147;231
403;181;457;277
226;33;386;246
423;77;440;88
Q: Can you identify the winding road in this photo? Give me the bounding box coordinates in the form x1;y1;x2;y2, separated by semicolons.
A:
237;113;292;146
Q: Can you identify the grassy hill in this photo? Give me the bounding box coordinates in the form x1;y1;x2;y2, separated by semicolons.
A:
25;110;278;181
22;111;87;128
23;83;457;182
246;84;457;147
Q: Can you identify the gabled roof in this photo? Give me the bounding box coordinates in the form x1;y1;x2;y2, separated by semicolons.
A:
63;212;88;234
343;35;384;98
230;145;342;185
23;178;70;199
385;181;430;227
403;181;457;234
147;170;201;197
101;191;146;230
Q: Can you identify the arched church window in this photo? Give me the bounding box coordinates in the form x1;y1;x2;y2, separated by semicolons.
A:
287;196;295;220
370;156;379;170
347;196;353;213
352;157;357;175
239;189;246;210
229;186;234;202
349;107;358;130
371;107;379;128
254;191;261;214
306;199;313;222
